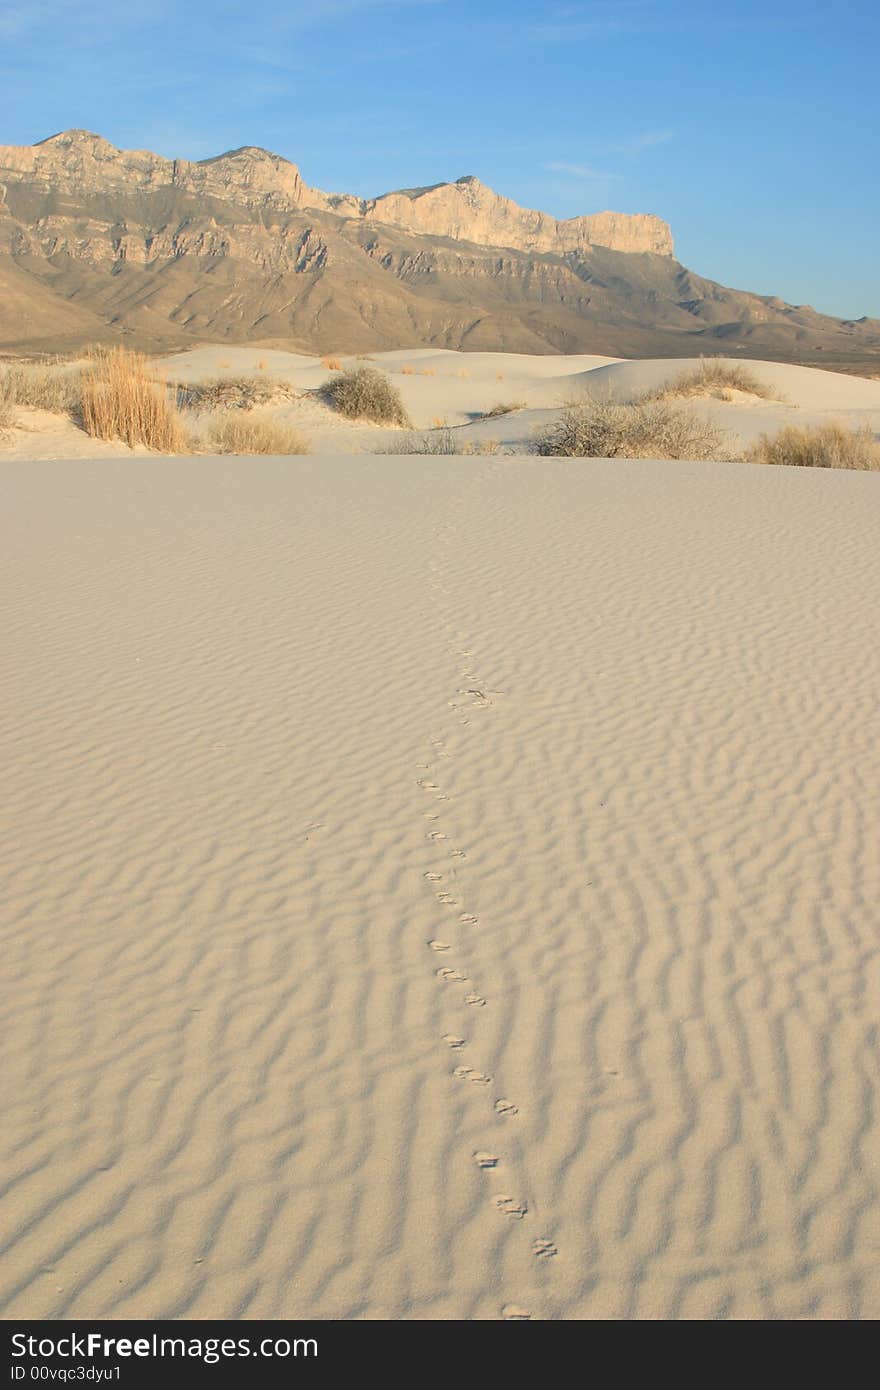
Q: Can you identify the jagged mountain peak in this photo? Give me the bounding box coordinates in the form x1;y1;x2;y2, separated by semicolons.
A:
0;129;876;367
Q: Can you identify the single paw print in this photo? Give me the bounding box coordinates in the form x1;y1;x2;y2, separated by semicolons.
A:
494;1194;528;1219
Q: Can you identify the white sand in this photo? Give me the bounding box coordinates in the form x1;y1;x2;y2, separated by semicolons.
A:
3;350;880;458
2;454;879;1320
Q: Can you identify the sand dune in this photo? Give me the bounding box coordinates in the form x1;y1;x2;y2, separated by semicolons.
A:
3;349;880;459
2;453;879;1319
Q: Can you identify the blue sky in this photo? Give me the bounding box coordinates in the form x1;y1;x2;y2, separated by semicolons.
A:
2;0;878;317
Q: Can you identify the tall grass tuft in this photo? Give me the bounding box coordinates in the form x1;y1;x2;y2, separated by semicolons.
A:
746;421;880;470
81;349;189;452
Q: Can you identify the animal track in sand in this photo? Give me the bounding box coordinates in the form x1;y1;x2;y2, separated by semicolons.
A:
474;1152;499;1169
428;831;448;841
417;779;438;789
501;1305;531;1321
494;1195;528;1219
436;967;467;983
454;1066;491;1085
459;913;478;925
443;1034;466;1049
424;872;443;882
494;1099;519;1117
428;940;450;952
464;992;486;1008
450;849;467;859
532;1238;557;1259
436;892;457;905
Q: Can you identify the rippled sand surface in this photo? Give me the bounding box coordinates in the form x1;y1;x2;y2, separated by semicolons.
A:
2;455;879;1319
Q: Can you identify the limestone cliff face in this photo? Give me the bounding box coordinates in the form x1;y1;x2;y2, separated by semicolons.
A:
2;129;875;362
0;130;673;257
0;130;321;214
361;176;673;257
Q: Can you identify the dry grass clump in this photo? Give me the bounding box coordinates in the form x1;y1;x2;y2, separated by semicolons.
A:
324;366;411;426
322;355;342;371
208;414;310;455
0;362;86;414
746;420;880;470
482;400;526;418
384;427;501;456
0;377;15;435
179;375;294;412
646;357;774;402
81;349;189;452
536;394;729;460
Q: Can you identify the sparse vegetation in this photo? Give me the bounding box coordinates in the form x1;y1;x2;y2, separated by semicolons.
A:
0;377;15;434
208;414;310;455
536;394;730;460
645;357;775;402
178;375;295;412
81;348;190;452
746;420;880;470
384;427;501;456
0;361;86;414
323;366;411;426
321;355;342;371
482;400;526;418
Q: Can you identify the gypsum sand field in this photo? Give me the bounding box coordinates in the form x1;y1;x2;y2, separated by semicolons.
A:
2;347;880;461
1;451;879;1319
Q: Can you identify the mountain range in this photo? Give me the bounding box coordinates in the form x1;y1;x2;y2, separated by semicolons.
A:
1;129;878;367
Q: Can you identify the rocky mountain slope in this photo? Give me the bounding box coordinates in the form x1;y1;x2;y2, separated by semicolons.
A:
1;129;877;365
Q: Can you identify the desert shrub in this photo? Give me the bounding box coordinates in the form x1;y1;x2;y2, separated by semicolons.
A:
645;357;774;401
321;355;342;370
177;375;295;412
324;366;411;426
81;348;189;452
0;362;86;414
482;400;526;418
746;421;880;470
208;414;310;455
383;428;501;456
536;394;729;460
384;427;458;455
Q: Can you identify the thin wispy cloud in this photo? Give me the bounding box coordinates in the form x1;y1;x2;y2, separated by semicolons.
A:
606;129;674;156
544;161;622;181
529;0;657;42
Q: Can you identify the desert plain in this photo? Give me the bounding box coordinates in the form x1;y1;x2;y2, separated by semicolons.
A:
1;348;879;1320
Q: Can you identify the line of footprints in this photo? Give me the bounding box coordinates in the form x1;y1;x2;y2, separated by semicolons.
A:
417;690;558;1320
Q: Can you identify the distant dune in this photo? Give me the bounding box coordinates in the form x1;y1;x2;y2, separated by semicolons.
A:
3;348;880;461
2;445;879;1318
